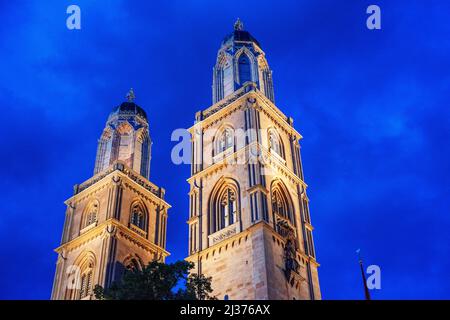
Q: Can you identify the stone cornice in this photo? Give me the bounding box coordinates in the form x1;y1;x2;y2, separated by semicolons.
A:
75;162;163;197
55;219;170;257
65;162;170;209
189;83;302;140
121;175;171;209
187;142;308;190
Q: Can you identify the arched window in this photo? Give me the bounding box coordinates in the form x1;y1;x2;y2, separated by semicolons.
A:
82;201;98;229
269;129;284;159
133;128;151;179
124;255;143;272
272;190;289;220
271;181;294;226
209;179;240;234
116;122;134;166
66;252;96;300
222;62;234;98
215;127;234;155
219;188;237;228
79;269;93;299
238;54;252;84
94;128;113;174
130;202;147;230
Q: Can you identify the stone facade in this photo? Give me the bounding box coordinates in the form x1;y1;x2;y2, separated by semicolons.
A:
51;92;170;300
186;21;321;300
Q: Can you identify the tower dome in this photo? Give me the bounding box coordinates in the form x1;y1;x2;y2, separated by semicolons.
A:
212;19;274;104
221;18;262;48
108;88;148;121
110;101;148;121
94;89;152;179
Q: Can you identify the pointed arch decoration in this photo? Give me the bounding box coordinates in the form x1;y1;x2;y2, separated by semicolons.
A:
213;124;235;156
208;177;241;234
65;251;96;300
238;53;252;84
234;47;257;86
81;199;99;229
123;254;144;272
129;200;148;232
134;128;151;178
268;128;285;160
257;55;275;102
213;51;234;102
94;127;114;174
115;122;134;165
270;179;295;227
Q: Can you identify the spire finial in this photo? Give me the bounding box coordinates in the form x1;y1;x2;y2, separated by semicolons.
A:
234;18;244;31
126;88;135;102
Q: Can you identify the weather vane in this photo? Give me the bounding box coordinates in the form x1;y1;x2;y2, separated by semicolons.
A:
126;88;135;102
234;18;244;31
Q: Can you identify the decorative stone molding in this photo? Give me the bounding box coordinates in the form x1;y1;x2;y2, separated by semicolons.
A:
188;142;307;191
208;222;238;246
129;224;147;238
75;161;162;198
104;224;117;238
202;83;254;119
79;222;97;235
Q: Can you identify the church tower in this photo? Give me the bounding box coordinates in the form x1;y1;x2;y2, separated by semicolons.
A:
186;20;321;300
51;90;170;300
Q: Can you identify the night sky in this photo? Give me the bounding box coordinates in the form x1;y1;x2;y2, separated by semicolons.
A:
1;0;449;299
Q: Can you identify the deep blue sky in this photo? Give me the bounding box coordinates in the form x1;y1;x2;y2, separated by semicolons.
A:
1;0;449;300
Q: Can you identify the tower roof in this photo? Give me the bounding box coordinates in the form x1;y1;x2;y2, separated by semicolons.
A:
221;19;261;48
110;89;148;120
112;102;148;120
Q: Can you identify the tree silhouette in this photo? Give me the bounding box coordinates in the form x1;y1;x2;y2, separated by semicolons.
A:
94;260;215;300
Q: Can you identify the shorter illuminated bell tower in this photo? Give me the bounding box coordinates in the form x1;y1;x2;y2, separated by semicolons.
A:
51;90;170;300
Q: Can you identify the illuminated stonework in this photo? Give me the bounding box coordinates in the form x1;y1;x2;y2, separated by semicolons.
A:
186;21;321;300
51;93;170;300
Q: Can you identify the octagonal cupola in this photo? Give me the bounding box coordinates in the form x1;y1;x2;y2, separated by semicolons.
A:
212;19;274;104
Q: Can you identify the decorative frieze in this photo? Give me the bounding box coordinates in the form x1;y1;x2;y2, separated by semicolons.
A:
75;161;163;199
208;222;238;246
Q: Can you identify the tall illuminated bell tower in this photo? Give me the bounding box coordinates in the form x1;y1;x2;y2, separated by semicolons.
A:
186;20;321;300
51;90;170;300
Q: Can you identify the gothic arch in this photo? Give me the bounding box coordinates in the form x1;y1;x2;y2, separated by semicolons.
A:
216;50;233;68
123;253;144;272
66;251;96;300
257;55;275;102
270;179;295;226
212;124;235;156
268;127;285;159
116;121;134;134
129;199;149;231
214;51;234;101
234;47;257;85
114;122;134;165
208;177;241;234
134;128;151;178
257;55;270;70
94;127;114;174
81;199;99;230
